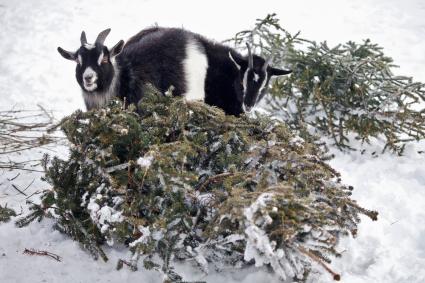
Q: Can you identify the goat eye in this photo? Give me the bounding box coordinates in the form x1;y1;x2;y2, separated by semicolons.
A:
102;56;109;64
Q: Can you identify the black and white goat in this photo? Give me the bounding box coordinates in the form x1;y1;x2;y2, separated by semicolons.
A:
58;27;291;116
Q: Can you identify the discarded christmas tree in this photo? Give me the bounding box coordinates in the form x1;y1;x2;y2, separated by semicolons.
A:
18;85;377;281
227;14;425;154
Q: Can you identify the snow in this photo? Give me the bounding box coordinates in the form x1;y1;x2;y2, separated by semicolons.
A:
137;155;154;168
244;193;295;280
328;143;425;283
129;226;151;247
1;0;425;282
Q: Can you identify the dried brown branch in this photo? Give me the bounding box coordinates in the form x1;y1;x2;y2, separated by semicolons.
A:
298;246;341;281
0;107;63;172
23;248;62;262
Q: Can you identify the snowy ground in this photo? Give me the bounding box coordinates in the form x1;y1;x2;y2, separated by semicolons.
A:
1;0;425;282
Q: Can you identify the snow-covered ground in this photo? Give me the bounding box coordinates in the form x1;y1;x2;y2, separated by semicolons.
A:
1;0;425;282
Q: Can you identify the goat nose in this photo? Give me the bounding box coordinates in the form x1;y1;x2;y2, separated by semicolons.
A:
84;74;93;81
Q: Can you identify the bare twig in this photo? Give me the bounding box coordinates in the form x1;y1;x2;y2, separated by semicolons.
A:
11;184;27;196
0;107;61;172
0;165;44;173
7;173;20;181
22;179;35;193
26;189;48;200
23;248;61;262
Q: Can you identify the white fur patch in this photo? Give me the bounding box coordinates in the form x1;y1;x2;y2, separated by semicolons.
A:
78;54;82;65
183;40;208;101
242;69;249;95
254;73;259;82
97;51;104;66
84;43;95;50
83;67;98;91
258;72;268;99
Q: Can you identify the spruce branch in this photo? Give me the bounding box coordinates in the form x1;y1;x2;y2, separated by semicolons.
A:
298;246;340;281
227;14;425;154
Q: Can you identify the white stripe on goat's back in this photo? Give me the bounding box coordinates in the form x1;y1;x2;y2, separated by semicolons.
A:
183;39;207;101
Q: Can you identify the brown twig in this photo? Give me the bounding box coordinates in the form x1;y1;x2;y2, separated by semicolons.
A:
22;178;35;193
0;165;44;173
7;173;20;181
0;108;60;173
347;201;378;221
298;246;341;281
23;248;61;262
25;189;48;200
198;172;234;191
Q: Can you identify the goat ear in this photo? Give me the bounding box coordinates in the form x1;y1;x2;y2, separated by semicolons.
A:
110;40;124;57
229;51;245;70
268;67;292;76
57;47;77;61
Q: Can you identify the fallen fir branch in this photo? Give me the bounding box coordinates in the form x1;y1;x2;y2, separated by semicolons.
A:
227;14;425;155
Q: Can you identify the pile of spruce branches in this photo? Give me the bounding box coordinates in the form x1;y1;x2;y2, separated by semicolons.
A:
18;86;377;282
227;14;425;154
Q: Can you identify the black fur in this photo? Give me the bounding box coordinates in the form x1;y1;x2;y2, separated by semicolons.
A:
194;35;244;115
58;27;292;116
117;28;188;106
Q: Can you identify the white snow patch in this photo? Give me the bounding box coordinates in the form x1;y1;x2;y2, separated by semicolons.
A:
137;155;154;168
243;193;295;280
129;226;151;247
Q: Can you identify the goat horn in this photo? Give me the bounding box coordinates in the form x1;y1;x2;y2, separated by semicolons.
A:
80;31;87;45
246;43;253;69
95;28;111;45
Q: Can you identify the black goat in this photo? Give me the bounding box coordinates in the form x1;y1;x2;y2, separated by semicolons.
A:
58;27;291;115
